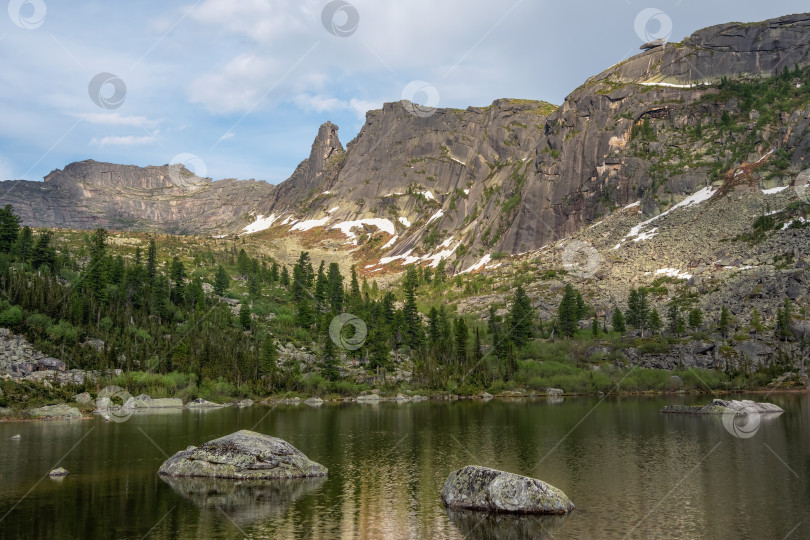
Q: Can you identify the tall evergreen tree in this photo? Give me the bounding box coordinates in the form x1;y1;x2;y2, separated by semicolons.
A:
146;238;157;283
259;337;279;389
15;226;33;262
31;232;57;271
239;303;251;330
718;306;731;338
688;308;703;330
557;284;579;338
402;267;423;350
327;262;343;312
612;308;626;333
214;265;230;295
509;285;534;346
0;205;20;254
454;317;469;365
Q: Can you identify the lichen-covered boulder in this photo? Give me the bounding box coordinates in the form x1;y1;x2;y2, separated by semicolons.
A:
158;430;327;479
661;399;784;415
26;404;82;420
441;466;574;514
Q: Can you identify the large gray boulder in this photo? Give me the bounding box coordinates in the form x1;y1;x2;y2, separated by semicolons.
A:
26;404;83;420
158;430;327;479
441;466;574;514
123;394;183;409
661;398;784;415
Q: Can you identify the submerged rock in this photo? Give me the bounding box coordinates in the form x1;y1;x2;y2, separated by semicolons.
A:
49;467;69;477
661;399;784;415
441;466;574;515
10;434;20;440
304;397;324;406
236;399;254;408
158;430;328;479
26;404;82;420
160;475;326;526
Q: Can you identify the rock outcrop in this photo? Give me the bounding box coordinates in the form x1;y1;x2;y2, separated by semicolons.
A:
661;398;784;414
26;404;83;420
441;465;574;514
158;430;328;479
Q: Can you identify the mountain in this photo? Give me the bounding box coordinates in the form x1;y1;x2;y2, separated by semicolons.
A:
2;12;810;272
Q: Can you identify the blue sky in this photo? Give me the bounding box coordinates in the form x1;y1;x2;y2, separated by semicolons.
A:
1;1;807;184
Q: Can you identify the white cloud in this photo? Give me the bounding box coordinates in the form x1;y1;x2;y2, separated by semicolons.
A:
76;113;162;128
90;135;157;147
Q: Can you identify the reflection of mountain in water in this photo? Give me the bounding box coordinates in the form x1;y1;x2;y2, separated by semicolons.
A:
446;508;568;540
161;475;326;525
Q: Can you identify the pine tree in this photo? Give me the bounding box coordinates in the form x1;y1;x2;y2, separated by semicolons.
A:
718;306;730;338
146;238;157;283
259;337;279;389
626;288;649;336
270;261;279;283
688;308;703;330
214;265;230;295
237;249;251;276
170;256;186;305
402;267;423;350
280;266;290;287
84;228;109;300
31;232;56;271
454;317;469;366
15;226;33;262
751;308;763;340
327;262;343;312
0;205;20;254
557;284;579;338
296;298;315;329
591;316;599;337
349;265;361;310
667;302;680;335
612;308;626;333
321;336;340;381
292;251;311;301
509;285;534;346
239;303;251;330
314;261;328;308
648;308;662;334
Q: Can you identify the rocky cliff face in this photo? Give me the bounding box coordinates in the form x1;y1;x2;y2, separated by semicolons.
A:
3;13;810;272
0;160;274;234
257;12;810;272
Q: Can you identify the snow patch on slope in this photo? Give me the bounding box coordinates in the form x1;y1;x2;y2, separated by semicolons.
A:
243;214;280;234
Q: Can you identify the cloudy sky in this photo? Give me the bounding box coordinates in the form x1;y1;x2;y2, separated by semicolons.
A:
1;1;807;184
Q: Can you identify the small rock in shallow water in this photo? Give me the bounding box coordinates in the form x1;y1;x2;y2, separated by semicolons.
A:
49;467;68;477
441;466;574;514
10;434;21;440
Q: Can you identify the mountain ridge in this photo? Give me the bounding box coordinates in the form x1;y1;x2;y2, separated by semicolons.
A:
3;12;810;273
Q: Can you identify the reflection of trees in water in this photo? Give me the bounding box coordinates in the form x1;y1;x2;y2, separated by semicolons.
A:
161;475;326;526
446;508;568;540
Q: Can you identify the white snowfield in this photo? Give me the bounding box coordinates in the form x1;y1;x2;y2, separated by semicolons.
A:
614;186;717;249
426;209;444;225
331;218;396;240
656;268;692;280
290;216;329;231
376;236;460;269
398;216;411;227
243;213;280;234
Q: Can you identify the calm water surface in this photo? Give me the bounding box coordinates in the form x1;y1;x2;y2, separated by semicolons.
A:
0;393;807;539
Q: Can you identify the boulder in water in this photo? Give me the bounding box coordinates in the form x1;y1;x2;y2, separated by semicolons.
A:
26;404;82;420
49;467;69;477
661;398;783;415
441;466;574;514
158;430;328;480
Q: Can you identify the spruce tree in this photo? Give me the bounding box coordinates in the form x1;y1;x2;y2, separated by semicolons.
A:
667;302;680;335
718;306;730;338
31;232;56;271
15;226;33;262
509;285;534;346
327;262;343;312
259;337;279;389
321;336;340;381
612;308;626;333
557;284;579;338
0;205;20;254
296;298;315;329
146;238;157;283
648;308;662;335
214;265;230;295
239;303;251;330
454;317;469;365
688;308;703;330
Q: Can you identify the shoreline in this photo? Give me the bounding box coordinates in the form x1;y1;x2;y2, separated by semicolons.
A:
2;387;806;423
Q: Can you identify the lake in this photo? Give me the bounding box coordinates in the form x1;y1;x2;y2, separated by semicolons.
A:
1;393;807;539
